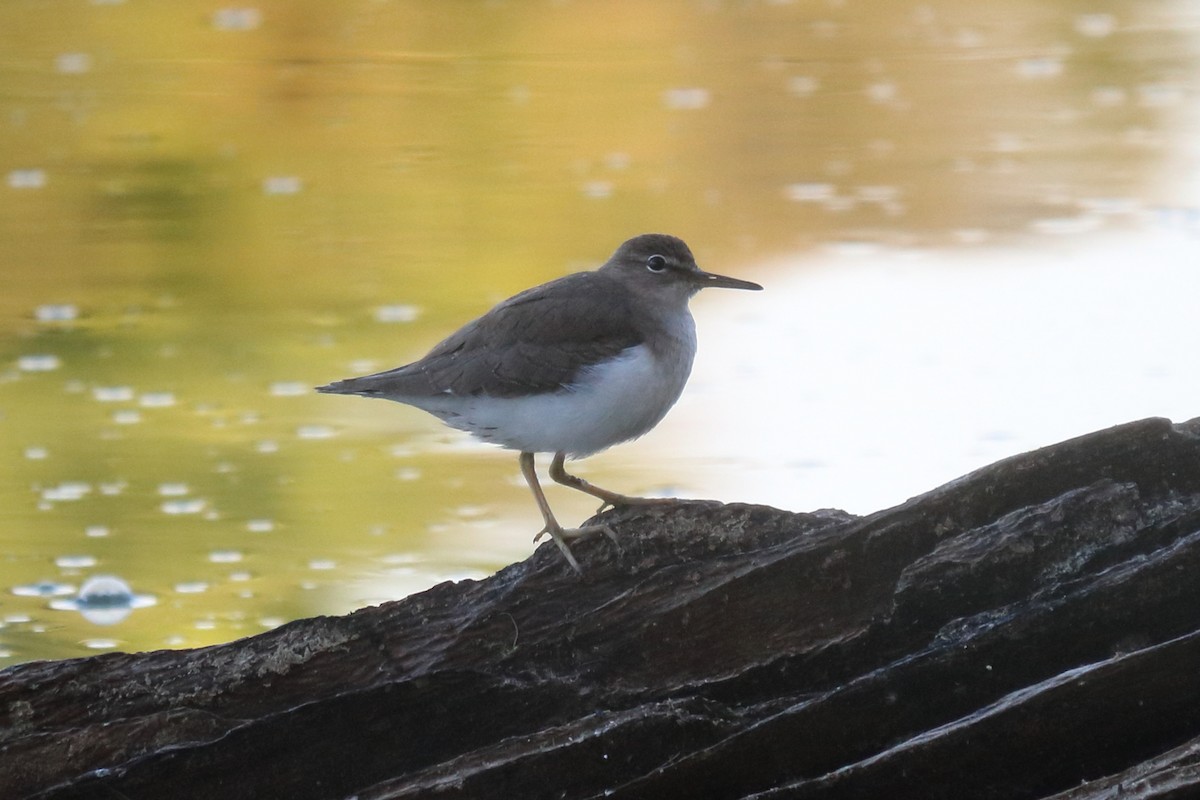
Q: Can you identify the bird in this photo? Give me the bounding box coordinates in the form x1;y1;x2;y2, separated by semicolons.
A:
316;233;762;571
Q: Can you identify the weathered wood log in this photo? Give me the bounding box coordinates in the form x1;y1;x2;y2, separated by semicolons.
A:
2;417;1199;799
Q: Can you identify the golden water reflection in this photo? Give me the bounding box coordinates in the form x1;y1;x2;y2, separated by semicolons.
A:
1;1;1198;664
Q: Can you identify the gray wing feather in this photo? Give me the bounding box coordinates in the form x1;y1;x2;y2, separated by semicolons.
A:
318;272;643;399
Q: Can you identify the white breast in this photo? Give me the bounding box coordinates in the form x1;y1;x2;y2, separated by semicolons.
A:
430;327;697;457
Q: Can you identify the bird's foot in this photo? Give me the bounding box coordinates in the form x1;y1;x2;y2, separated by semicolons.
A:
533;521;621;573
549;454;675;515
533;521;620;547
593;494;675;514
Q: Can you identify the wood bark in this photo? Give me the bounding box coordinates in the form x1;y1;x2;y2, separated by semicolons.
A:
3;417;1200;799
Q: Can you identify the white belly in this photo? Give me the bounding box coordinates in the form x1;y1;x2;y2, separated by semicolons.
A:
423;342;694;457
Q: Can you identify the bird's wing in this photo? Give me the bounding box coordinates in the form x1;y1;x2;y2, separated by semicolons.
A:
321;273;644;399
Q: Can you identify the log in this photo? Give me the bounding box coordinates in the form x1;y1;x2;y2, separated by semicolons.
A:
3;417;1200;800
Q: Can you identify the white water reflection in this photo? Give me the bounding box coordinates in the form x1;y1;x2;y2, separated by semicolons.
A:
50;575;157;626
651;227;1200;514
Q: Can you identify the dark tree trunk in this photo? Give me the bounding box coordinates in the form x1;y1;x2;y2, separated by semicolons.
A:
3;417;1200;800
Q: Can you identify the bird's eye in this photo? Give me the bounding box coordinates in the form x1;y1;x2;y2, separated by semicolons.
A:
646;254;668;273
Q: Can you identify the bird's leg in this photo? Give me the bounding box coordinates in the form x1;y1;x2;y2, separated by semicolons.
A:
519;452;618;573
549;452;674;513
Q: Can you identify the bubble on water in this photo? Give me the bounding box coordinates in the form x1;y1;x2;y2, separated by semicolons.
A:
784;182;835;203
256;440;280;454
508;84;531;105
162;498;207;515
259;616;285;629
174;581;209;594
945;23;980;46
112;409;142;425
85;525;110;538
953;229;991;245
604;152;631;170
8;169;46;189
35;303;78;321
12;580;76;598
18;354;61;372
246;519;275;533
55;554;98;569
663;87;710;110
865;81;898;103
581;180;613;199
194;619;217;630
213;7;261;30
456;505;487;518
262;175;302;195
49;575;156;625
24;446;48;460
992;133;1025;153
208;550;243;563
269;381;307;397
1016;56;1064;79
229;571;253;582
395;467;421;482
158;482;190;497
308;559;337;571
43;482;91;502
374;305;420;323
83;638;120;649
787;75;819;96
297;425;335;440
867;139;895;157
856;185;901;204
1091;87;1126;108
77;579;131;607
139;392;176;408
1137;83;1185;108
1075;13;1116;37
99;481;126;496
94;386;135;402
55;53;92;74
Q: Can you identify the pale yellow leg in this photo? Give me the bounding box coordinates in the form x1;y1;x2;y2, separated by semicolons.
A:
519;452;618;573
548;451;673;513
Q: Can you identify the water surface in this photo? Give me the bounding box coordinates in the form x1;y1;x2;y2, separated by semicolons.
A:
2;1;1198;664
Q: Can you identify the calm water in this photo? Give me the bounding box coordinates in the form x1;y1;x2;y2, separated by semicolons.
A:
2;1;1198;664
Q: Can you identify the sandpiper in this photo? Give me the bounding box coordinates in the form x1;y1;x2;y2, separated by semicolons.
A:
317;234;762;571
